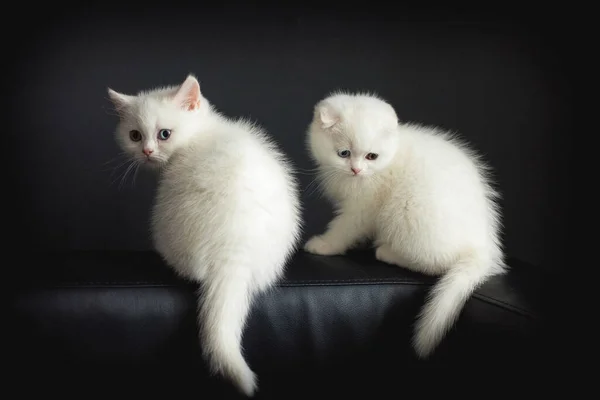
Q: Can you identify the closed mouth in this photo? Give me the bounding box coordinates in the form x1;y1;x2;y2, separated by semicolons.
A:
144;157;167;166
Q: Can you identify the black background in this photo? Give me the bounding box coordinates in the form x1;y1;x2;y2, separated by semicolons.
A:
8;2;573;273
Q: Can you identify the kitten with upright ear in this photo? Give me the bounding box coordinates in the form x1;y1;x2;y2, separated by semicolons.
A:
304;91;506;359
107;75;211;168
107;75;303;397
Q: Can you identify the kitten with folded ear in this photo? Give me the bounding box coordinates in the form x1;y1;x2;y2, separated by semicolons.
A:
107;75;302;397
304;91;506;359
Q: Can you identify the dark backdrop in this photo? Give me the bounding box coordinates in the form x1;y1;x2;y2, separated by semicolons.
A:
8;3;572;272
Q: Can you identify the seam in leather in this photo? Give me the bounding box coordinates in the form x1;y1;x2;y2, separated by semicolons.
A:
26;279;534;318
472;294;535;319
282;281;535;318
30;278;428;286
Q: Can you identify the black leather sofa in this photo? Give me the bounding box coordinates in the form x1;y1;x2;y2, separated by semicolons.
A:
11;248;556;397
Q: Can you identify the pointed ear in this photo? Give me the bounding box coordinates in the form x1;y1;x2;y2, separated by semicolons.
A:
107;88;135;111
173;74;202;111
316;103;339;129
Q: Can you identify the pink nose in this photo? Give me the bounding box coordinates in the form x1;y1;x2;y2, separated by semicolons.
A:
351;167;361;175
143;148;153;156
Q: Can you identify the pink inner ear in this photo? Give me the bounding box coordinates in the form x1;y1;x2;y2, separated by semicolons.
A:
174;77;201;111
319;106;338;129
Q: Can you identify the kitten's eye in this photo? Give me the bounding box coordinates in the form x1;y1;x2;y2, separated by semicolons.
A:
129;130;142;142
366;153;379;160
158;129;171;140
337;150;351;158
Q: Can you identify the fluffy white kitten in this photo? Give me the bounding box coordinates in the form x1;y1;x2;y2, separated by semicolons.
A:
304;91;505;359
107;75;302;396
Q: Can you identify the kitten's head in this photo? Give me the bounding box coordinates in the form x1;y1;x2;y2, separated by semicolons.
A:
107;74;209;168
307;92;400;178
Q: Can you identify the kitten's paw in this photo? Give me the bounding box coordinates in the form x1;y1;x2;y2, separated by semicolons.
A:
375;244;399;266
304;235;343;256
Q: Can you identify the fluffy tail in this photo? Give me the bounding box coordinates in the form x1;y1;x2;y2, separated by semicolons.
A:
412;255;501;359
197;265;260;397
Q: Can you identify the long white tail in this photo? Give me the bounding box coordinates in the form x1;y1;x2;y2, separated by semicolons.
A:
412;255;502;359
197;265;259;397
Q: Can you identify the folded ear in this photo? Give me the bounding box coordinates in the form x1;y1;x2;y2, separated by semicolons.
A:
315;102;339;129
107;88;135;111
173;74;202;111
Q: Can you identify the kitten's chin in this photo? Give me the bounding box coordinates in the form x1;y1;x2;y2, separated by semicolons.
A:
141;157;166;169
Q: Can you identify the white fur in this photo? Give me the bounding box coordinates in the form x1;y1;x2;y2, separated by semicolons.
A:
304;91;506;358
108;75;302;396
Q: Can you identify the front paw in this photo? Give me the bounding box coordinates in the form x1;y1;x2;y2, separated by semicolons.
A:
375;244;397;265
304;235;344;256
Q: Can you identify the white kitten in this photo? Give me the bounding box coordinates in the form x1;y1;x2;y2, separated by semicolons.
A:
107;75;302;396
304;91;505;359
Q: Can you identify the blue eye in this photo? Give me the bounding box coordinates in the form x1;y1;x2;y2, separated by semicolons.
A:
337;150;351;158
158;129;171;140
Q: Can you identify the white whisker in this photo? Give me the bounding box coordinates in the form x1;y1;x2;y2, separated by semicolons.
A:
117;161;137;190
